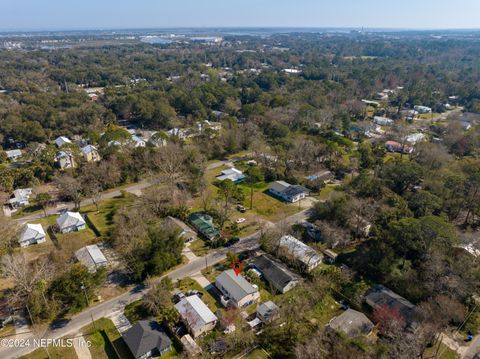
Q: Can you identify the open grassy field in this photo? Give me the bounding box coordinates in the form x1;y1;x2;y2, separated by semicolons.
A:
81;193;135;238
81;318;133;359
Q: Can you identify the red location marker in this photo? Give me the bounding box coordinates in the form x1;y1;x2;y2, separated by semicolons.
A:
232;262;243;276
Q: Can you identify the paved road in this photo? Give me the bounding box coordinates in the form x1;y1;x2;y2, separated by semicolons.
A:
16;157;242;224
1;207;312;358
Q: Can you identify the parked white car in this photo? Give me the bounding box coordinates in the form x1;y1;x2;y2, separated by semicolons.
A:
235;218;246;224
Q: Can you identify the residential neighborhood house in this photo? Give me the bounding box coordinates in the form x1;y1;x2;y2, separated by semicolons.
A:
8;188;33;209
268;181;310;203
5;149;22;161
216;167;246;183
122;320;172;359
215;269;260;308
75;245;108;272
328;309;374;337
81;145;101;162
175;295;218;338
19;223;46;247
278;235;323;273
188;212;219;240
55;151;76;169
385;140;414;155
56;211;86;233
55;136;72;147
251;254;302;293
256;301;279;323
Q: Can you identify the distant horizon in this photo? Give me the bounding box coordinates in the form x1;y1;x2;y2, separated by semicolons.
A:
2;26;480;34
2;0;480;32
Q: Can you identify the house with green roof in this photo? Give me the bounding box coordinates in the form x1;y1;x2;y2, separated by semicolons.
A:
188;212;220;240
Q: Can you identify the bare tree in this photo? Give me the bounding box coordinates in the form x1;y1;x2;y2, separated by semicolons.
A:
54;174;83;210
0;214;20;255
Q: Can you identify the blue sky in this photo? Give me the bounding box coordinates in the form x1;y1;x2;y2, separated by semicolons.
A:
2;0;480;31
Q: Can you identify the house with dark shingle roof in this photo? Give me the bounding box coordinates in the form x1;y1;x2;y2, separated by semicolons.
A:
122;320;171;359
251;255;301;293
268;181;310;203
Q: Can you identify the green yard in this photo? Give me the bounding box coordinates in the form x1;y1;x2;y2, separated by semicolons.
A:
18;341;77;359
188;239;213;256
124;300;149;324
176;277;219;313
81;318;133;359
81;193;135;238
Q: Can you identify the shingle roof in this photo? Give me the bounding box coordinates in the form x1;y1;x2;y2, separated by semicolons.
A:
20;223;45;242
175;295;217;333
55;136;72;147
81;144;97;155
328;309;374;337
216;270;257;303
123;320;171;358
216;168;245;182
56;211;86;230
269;181;290;193
251;255;300;292
365;285;416;323
75;245;107;271
257;301;279;319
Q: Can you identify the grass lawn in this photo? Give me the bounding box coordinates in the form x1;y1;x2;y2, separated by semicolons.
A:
18;341;77;359
177;278;220;313
124;300;149;325
81;193;135;238
244;348;270;359
81;317;133;359
201;261;230;283
424;343;459;359
188;239;213;256
310;294;342;325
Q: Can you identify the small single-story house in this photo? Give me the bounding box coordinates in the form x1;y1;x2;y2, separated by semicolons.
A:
165;216;196;242
385;141;413;154
19;223;46;247
131;135;146;148
256;301;279;323
364;284;416;325
414;105;432;114
251;254;301;294
55;151;76;169
81;145;100;162
216;168;245;183
215;269;260;308
5;149;22;161
278;235;323;273
8;188;33;209
75;245;108;272
268;181;310;203
175;295;218;338
405;133;426;145
188;212;219;240
56;211;86;233
55;136;72;148
123;320;172;359
328;309;374;337
361;99;380;107
373;116;394;126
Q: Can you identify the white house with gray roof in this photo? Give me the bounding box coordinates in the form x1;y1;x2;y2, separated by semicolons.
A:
55;136;72;148
215;269;260;308
75;245;107;272
5;149;22;161
8;188;33;209
175;295;217;338
268;181;310;203
56;211;86;233
19;223;46;247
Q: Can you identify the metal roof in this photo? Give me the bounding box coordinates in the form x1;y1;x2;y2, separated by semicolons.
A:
215;270;257;303
56;211;86;230
20;223;45;242
175;295;217;333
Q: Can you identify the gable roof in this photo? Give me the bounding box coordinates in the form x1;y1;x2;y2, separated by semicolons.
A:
365;285;416;323
328;309;374;337
216;270;258;302
269;181;290;193
123;320;171;358
279;235;323;268
5;149;22;159
20;223;46;242
282;185;310;198
175;295;217;333
216;168;245;182
55;136;72;147
75;245;107;271
9;188;32;204
81;144;98;155
257;301;279;319
251;255;300;292
56;211;86;230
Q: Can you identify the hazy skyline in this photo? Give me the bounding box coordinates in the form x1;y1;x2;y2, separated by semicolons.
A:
2;0;480;31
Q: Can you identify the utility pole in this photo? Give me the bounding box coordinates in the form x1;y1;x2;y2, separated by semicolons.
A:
81;282;96;330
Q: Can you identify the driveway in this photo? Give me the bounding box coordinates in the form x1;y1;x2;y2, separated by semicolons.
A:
72;332;92;359
192;272;211;289
108;311;132;333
